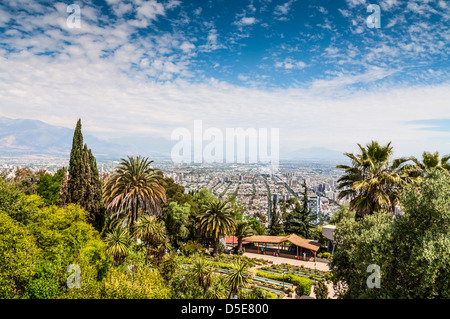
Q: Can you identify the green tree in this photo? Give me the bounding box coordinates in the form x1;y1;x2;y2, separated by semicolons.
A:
193;187;217;213
280;197;295;221
133;214;169;264
67;119;84;205
104;223;133;264
331;169;450;298
269;202;283;235
199;200;236;257
0;179;44;225
86;148;105;231
66;119;104;230
383;168;450;298
103;156;166;227
37;168;65;205
226;258;253;298
329;204;355;225
234;219;254;252
27;204;109;275
190;256;213;297
336;141;417;220
162;201;190;247
247;216;266;235
0;211;41;298
408;151;450;176
284;181;316;238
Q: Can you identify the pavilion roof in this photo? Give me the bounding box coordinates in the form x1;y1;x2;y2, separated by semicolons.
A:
243;234;321;252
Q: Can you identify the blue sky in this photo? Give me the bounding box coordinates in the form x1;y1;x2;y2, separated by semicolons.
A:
0;0;449;157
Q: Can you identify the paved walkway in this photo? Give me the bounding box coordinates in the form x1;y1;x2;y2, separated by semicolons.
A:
243;252;330;272
243;252;336;299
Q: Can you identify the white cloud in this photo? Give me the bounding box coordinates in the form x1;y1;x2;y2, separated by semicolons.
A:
274;0;296;16
380;0;400;11
1;48;448;157
275;58;307;70
236;16;257;26
338;9;352;18
345;0;367;8
199;28;224;52
129;0;165;27
317;6;328;14
179;41;195;53
238;74;249;81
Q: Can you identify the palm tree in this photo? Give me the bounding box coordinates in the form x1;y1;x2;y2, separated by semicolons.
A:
408;151;450;175
190;256;213;297
199;200;236;257
336;141;417;220
104;223;132;264
226;258;253;298
134;214;168;263
103;156;166;227
234;220;254;253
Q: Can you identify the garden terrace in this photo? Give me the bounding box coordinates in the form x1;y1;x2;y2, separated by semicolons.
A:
259;263;327;283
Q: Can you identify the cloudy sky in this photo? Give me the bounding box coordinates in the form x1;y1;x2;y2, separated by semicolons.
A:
0;0;449;158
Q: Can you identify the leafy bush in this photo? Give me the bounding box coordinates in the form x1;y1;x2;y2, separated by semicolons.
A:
314;280;328;299
207;261;233;269
317;253;323;258
295;278;312;296
23;261;62;299
181;240;205;256
0;211;41;298
256;270;311;288
59;264;105;299
323;252;331;259
103;267;170;299
239;287;278;299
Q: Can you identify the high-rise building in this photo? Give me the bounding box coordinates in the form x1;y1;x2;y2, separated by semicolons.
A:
308;193;321;221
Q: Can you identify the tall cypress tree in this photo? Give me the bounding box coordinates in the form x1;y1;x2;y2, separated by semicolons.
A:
65;119;105;231
67;119;84;204
284;181;316;238
269;201;283;235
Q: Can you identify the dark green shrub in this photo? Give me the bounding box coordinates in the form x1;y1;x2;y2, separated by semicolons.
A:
295;278;312;296
324;272;333;282
24;261;62;299
314;280;328;299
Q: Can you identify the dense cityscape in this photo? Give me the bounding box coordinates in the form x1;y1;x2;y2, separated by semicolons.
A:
0;157;345;226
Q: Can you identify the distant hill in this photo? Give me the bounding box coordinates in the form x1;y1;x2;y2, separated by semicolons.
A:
0;116;347;162
0;116;137;160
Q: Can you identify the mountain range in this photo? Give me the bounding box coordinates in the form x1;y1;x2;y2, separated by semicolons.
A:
0;116;345;162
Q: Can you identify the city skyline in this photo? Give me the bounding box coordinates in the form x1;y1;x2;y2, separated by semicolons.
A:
0;0;449;158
